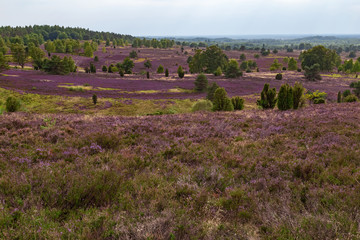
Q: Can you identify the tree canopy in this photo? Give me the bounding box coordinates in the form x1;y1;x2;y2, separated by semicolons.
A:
189;45;228;74
300;45;341;71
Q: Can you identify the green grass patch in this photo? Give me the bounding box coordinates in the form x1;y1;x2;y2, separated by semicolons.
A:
0;87;195;116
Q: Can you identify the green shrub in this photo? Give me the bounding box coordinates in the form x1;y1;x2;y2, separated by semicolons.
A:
350;81;360;97
275;73;282;80
337;91;342;103
282;67;287;71
292;82;305;109
306;90;327;104
94;56;99;62
102;65;107;72
6;96;21;112
231;96;244;110
214;66;222;76
110;66;119;73
90;63;96;73
177;66;184;78
157;64;164;73
343;89;351;98
343;95;358;102
191;100;213;112
119;69;124;77
92;94;97;105
225;59;242;78
206;82;220;102
146;71;150;79
270;59;282;71
194;74;208;92
304;64;322;81
277;83;293;111
108;64;114;73
288;58;298;71
257;83;277;109
313;98;325;104
129;50;138;58
165;68;169;77
212;88;234;111
297;68;302;72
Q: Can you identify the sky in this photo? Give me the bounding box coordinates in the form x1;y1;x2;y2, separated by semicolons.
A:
1;0;360;37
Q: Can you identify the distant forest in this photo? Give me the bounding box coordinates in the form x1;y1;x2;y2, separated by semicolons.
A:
1;25;360;54
0;25;134;42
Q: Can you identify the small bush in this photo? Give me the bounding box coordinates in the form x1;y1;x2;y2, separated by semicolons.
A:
292;82;305;109
177;66;184;78
231;96;244;110
275;73;283;80
304;64;321;81
343;95;358;102
297;68;302;72
306;90;327;104
191;100;213;112
94;56;99;62
206;82;220;102
257;83;277;109
214;66;222;76
129;50;138;58
350;81;360;97
146;71;150;79
343;89;351;98
225;59;242;78
313;98;325;104
165;68;169;77
194;74;208;92
157;64;164;73
102;65;107;72
212;88;234;111
6;96;21;112
92;94;97;105
337;91;342;103
282;67;287;71
119;69;124;77
90;63;96;73
277;83;293;111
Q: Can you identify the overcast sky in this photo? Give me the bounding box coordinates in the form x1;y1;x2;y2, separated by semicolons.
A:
1;0;360;37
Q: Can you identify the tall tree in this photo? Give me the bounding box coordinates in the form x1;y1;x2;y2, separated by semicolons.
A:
300;45;341;71
270;59;282;71
144;60;152;69
0;36;7;55
29;45;45;69
0;52;9;72
225;59;242;78
10;43;27;68
288;58;298;71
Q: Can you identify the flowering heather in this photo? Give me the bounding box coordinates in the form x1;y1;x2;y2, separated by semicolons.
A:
0;103;359;239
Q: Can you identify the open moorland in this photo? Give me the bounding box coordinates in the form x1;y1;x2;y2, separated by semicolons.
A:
0;44;357;115
0;26;360;239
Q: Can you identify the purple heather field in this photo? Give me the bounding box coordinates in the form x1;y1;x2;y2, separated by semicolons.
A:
1;44;360;239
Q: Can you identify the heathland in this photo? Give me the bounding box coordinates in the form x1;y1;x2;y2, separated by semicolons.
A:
0;26;359;239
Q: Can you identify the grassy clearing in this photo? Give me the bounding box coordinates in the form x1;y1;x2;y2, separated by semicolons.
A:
0;88;195;116
134;58;146;63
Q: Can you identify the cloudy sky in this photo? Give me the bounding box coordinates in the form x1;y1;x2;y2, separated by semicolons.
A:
2;0;360;37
